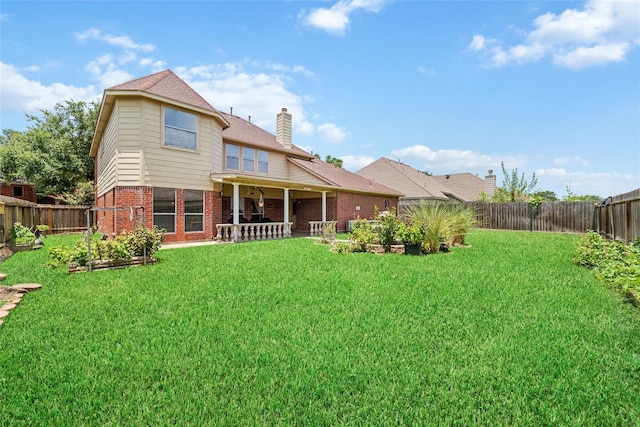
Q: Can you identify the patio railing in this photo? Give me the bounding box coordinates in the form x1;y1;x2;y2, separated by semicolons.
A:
216;222;293;242
309;220;337;236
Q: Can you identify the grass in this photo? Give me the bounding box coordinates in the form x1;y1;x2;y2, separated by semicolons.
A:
0;231;639;425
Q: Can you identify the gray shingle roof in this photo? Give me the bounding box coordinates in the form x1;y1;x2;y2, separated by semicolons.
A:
289;158;403;196
108;69;217;113
356;157;450;200
221;113;313;159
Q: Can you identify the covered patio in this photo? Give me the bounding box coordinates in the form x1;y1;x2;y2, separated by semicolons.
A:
212;175;337;242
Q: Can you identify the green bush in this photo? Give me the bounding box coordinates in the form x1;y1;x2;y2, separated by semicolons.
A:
8;222;36;244
117;226;165;257
349;219;375;252
375;207;402;252
573;231;640;303
46;226;165;268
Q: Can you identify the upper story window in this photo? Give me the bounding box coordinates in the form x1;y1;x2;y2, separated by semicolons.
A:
164;107;197;151
258;150;268;174
226;144;239;170
242;147;255;172
225;143;269;175
12;186;24;197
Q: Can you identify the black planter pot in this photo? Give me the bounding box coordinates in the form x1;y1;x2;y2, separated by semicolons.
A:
403;243;421;255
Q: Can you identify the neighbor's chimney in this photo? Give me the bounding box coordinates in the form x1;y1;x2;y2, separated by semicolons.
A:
276;107;292;148
484;169;496;196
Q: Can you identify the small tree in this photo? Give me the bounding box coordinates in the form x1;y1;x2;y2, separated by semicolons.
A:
493;161;538;202
375;207;401;252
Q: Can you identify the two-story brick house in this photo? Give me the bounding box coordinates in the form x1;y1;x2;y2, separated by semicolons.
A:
90;69;401;243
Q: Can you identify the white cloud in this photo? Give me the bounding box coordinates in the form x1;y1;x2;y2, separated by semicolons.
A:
0;62;100;113
553;42;629;68
469;35;487;51
536;168;638;197
300;0;391;36
75;28;156;51
317;123;349;143
553;156;589;166
390;144;527;171
342;154;377;171
418;65;437;77
471;0;640;68
178;65;317;135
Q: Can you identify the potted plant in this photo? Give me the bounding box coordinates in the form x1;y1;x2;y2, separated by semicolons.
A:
397;222;424;255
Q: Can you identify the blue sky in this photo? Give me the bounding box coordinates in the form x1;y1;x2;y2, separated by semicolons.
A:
1;0;639;198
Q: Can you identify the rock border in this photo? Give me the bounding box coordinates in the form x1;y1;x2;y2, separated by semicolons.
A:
0;283;42;326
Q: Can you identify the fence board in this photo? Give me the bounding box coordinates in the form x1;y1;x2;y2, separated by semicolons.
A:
592;189;640;243
34;205;93;234
465;201;594;234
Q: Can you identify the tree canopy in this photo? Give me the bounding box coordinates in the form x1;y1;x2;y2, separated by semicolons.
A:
0;100;98;201
314;153;343;168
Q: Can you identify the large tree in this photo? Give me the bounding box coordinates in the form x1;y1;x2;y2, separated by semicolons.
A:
0;100;99;199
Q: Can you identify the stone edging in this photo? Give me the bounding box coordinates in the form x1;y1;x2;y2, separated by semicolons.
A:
0;283;43;326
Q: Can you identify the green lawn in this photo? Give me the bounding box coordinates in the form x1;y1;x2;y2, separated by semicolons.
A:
1;231;639;425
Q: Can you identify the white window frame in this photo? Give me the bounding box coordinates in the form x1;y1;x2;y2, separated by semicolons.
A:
164;106;197;151
226;144;239;170
242;147;255;172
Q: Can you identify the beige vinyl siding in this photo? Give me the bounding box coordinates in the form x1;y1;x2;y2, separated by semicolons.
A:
267;152;288;180
96;110;118;196
142;101;221;191
287;163;328;186
116;99;143;186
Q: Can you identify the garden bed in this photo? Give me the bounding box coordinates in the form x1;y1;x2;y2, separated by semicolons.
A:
68;256;157;273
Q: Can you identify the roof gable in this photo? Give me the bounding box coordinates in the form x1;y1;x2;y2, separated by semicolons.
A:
356;157;450;200
289;157;403;196
107;69;216;112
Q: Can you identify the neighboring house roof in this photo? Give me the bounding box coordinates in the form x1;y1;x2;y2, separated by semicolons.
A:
432;173;486;201
221;112;313;159
289;157;403;196
355;157;450;200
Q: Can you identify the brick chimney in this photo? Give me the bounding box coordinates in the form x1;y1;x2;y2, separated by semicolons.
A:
276;107;292;149
484;170;496;196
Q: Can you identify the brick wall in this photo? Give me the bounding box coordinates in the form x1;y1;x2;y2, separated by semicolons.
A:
96;186;221;244
335;192;398;232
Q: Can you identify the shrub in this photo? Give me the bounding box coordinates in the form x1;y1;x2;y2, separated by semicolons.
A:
46;226;165;268
350;219;375;252
573;231;640;304
375;207;402;252
8;222;36;244
117;226;165;257
396;221;425;246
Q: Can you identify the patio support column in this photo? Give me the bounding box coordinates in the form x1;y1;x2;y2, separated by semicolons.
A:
232;183;240;241
283;188;290;224
322;191;327;222
283;188;290;237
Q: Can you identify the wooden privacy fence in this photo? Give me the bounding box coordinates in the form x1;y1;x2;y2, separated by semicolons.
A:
592;189;640;244
34;205;93;234
0;196;37;245
466;201;594;234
